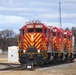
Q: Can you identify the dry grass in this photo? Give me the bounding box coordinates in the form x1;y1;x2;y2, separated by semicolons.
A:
0;71;64;75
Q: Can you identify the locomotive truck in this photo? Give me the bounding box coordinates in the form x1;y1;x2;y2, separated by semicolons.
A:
18;21;76;69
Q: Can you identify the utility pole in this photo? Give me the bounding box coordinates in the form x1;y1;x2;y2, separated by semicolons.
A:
59;0;62;28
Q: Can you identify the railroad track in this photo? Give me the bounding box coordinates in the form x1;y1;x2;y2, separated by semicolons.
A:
0;61;75;71
0;63;24;71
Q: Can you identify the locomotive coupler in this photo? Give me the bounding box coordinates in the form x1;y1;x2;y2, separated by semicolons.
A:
26;63;34;70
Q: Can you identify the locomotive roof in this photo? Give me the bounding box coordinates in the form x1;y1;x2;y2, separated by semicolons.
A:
64;30;72;35
20;22;49;30
19;21;64;32
52;27;63;32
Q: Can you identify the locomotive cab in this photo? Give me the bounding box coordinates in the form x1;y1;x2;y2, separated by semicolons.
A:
18;22;50;66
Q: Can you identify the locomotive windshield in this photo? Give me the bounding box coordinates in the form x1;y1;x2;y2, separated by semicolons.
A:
53;32;56;36
36;28;42;33
64;35;66;38
28;28;42;33
28;28;34;33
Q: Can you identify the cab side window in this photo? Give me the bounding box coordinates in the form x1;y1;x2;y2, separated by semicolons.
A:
68;35;70;40
44;29;47;36
53;32;56;36
58;32;60;38
22;29;25;36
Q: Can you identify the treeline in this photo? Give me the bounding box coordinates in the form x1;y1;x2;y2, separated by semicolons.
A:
0;29;18;52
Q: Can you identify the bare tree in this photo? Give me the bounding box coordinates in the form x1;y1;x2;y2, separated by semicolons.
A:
0;29;17;53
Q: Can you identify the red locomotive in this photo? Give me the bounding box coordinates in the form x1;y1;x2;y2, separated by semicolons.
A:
18;21;75;69
63;30;73;60
51;27;64;61
18;22;51;66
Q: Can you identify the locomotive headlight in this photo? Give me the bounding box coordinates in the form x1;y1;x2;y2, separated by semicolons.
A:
37;50;40;53
23;50;26;53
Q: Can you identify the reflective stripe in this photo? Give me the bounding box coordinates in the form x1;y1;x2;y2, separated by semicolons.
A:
35;34;42;50
23;33;42;50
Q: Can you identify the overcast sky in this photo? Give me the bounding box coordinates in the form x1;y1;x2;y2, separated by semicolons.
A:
0;0;76;33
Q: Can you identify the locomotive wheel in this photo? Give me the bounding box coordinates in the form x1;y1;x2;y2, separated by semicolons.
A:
44;59;48;65
69;54;74;62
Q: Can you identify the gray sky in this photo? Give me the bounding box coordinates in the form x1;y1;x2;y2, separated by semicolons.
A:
0;0;76;33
